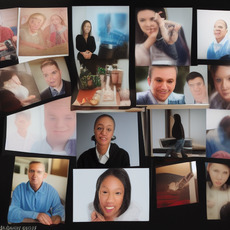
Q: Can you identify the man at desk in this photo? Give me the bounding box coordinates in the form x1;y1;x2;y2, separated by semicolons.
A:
136;65;185;105
8;161;64;225
40;59;71;100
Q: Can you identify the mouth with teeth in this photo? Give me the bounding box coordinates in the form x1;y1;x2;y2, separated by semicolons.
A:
105;206;115;213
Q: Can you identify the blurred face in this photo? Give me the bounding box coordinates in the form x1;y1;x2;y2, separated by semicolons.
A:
99;175;124;221
94;116;114;148
213;20;228;43
28;163;47;191
42;64;62;89
44;99;76;146
51;15;62;25
208;163;230;189
15;114;30;132
137;10;159;37
147;67;177;102
83;22;91;35
188;77;207;102
213;66;230;102
28;15;45;33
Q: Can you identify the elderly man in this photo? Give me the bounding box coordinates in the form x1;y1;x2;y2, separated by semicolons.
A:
207;19;230;60
40;59;71;100
136;65;185;105
8;161;65;225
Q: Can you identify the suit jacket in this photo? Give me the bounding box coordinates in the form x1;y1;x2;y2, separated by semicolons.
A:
40;79;72;101
136;90;185;105
77;143;130;168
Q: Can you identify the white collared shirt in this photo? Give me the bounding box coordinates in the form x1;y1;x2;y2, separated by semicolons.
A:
214;36;228;52
96;144;110;164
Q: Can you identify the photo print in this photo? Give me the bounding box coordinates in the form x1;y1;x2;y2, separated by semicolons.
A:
73;168;149;222
7;156;69;225
155;161;198;208
72;6;130;107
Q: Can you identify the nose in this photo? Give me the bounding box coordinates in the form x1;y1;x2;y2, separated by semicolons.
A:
221;79;228;90
101;128;107;135
160;81;167;90
55;118;65;128
106;193;115;203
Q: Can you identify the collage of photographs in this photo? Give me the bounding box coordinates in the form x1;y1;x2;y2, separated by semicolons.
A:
0;1;230;230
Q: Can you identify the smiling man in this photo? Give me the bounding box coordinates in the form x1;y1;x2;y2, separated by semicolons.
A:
8;161;64;225
31;97;76;156
136;65;185;105
40;59;71;100
207;19;230;60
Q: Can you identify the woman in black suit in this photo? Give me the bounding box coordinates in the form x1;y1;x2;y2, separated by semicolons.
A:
76;20;97;74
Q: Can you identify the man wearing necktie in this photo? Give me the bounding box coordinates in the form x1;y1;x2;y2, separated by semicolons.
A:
40;58;71;100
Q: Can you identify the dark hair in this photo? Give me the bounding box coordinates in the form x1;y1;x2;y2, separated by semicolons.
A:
148;65;178;80
91;114;116;142
186;71;204;83
209;65;230;79
40;58;60;70
81;20;92;36
93;168;131;218
219;116;230;138
0;70;18;88
206;161;230;190
135;7;166;43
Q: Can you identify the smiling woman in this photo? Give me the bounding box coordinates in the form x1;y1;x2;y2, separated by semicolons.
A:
91;168;134;221
77;114;130;168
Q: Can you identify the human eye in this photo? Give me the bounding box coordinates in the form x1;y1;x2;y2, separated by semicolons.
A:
215;78;222;83
155;78;162;83
29;169;35;173
97;126;103;131
167;79;174;84
48;115;56;121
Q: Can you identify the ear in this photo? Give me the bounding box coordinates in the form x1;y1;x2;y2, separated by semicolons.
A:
43;172;48;179
147;76;151;86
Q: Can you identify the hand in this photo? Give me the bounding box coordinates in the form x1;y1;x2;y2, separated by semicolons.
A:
51;215;62;225
37;213;53;225
21;95;36;106
91;211;105;222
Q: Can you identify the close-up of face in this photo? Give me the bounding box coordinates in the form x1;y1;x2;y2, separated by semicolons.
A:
213;66;230;102
94;116;115;148
28;15;45;33
98;175;125;221
213;20;228;43
44;99;76;148
83;22;91;35
15;114;31;135
51;14;63;26
42;64;62;89
147;66;177;102
207;163;230;189
188;77;207;102
137;10;159;37
28;162;47;191
50;14;62;25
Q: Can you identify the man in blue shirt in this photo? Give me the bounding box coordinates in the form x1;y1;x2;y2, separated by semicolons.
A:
136;66;185;105
207;19;230;60
8;161;65;225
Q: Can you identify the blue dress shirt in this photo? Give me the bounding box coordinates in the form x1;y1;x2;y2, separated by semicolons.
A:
8;181;65;223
